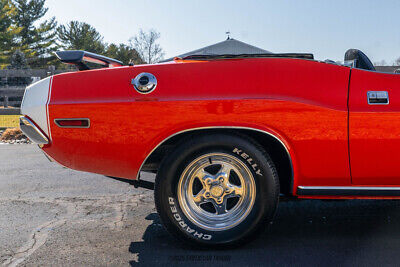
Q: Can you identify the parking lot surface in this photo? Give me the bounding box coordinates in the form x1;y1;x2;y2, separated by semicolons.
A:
2;145;400;266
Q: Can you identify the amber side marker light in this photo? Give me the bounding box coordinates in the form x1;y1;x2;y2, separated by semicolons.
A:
54;118;90;128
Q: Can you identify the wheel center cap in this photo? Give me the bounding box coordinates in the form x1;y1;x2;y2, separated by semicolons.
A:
210;185;224;197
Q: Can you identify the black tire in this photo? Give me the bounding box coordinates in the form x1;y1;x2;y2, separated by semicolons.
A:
154;133;280;248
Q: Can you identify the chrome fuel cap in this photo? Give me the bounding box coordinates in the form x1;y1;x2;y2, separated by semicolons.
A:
132;72;157;94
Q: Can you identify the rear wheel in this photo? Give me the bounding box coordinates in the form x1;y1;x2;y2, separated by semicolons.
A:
154;133;279;248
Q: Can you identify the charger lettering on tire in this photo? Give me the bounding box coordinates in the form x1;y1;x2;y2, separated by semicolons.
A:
168;197;212;240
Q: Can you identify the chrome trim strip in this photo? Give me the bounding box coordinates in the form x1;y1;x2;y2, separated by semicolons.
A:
298;186;400;190
19;116;49;144
54;118;90;129
297;186;400;196
137;126;294;182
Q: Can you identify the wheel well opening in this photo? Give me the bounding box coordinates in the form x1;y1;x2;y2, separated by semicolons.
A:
141;128;293;195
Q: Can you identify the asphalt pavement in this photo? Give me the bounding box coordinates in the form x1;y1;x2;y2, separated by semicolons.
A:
2;144;400;266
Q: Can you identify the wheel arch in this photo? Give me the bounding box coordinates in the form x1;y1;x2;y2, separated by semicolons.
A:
138;126;295;195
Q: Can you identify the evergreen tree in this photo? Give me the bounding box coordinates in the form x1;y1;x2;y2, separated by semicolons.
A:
13;0;57;66
0;0;21;67
7;49;32;85
57;21;106;54
106;43;144;65
9;49;28;69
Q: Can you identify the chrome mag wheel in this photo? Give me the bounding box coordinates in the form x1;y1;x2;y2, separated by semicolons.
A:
177;152;256;231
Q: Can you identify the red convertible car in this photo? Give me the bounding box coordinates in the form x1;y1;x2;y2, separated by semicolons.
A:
19;49;400;247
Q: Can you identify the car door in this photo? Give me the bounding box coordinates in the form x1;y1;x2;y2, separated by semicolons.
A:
349;68;400;185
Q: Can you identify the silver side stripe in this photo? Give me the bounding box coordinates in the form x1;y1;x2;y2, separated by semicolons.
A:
297;186;400;196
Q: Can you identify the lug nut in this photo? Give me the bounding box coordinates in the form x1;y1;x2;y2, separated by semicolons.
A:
205;192;210;198
219;177;224;183
206;178;212;185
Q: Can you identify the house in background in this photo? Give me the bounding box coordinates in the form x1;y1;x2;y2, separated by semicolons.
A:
162;38;400;75
161;38;271;62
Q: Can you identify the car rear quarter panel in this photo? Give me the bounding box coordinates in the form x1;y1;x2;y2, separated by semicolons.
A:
43;58;351;192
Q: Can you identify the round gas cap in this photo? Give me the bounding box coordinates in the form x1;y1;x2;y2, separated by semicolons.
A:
139;75;150;85
132;72;157;94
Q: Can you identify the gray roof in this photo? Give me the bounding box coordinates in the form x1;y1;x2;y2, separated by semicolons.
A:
161;38;271;62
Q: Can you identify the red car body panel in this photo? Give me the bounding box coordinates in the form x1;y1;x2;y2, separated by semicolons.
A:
349;69;400;185
42;58;354;196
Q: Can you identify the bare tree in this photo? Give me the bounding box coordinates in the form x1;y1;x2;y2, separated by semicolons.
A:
130;29;164;64
395;57;400;66
373;59;387;66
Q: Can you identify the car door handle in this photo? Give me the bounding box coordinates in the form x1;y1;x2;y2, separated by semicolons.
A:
367;91;389;105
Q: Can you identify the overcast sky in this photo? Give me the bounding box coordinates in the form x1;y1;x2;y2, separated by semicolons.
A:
45;0;400;64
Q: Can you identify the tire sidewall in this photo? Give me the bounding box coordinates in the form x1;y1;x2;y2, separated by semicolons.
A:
155;134;279;246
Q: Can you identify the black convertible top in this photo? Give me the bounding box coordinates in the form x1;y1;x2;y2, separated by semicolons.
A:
180;53;314;61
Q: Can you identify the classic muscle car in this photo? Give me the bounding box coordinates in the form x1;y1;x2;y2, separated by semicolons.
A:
19;49;400;247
